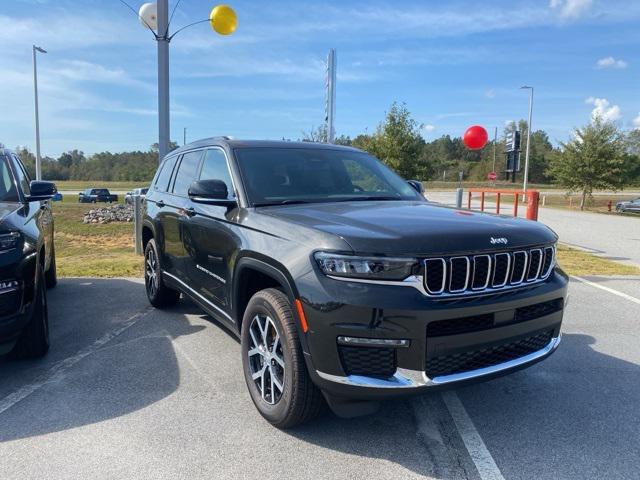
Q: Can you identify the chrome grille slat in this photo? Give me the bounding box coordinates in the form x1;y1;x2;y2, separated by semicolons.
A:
423;245;556;298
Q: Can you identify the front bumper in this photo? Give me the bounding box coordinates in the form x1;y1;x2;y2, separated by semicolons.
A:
299;269;568;399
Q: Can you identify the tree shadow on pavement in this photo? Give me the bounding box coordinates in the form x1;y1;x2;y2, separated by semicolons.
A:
0;278;205;443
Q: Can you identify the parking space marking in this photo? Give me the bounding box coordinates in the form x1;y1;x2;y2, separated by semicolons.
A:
572;276;640;305
0;307;153;416
442;391;505;480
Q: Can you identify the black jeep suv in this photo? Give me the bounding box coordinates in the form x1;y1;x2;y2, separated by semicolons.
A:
0;147;57;359
142;138;567;428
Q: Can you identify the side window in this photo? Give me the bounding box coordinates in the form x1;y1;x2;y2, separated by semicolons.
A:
199;149;234;198
0;156;19;202
153;155;178;192
172;151;203;196
11;155;30;196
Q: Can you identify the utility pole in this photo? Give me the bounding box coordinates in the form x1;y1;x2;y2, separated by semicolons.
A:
157;0;170;163
183;127;187;146
326;48;337;143
32;45;47;180
521;86;534;192
492;126;497;173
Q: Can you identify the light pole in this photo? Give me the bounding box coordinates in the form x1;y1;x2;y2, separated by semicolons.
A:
326;48;337;143
128;1;237;163
32;45;47;180
520;85;534;192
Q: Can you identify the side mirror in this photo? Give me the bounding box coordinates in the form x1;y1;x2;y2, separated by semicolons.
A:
407;179;425;195
27;180;57;201
188;179;236;206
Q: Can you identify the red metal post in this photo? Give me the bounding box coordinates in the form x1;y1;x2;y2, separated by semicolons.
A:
496;193;501;214
513;193;519;217
480;191;485;212
526;191;539;220
467;191;472;209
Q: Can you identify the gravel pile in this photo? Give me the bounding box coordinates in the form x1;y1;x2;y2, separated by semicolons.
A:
83;204;134;224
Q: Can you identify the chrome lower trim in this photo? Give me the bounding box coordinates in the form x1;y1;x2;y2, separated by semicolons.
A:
316;334;561;389
162;271;234;322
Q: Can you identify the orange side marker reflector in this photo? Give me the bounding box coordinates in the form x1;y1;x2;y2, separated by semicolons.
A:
294;299;309;333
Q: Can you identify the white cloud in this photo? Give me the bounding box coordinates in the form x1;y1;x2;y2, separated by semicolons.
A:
596;56;628;69
485;89;496;99
633;114;640;129
585;97;622;122
424;124;436;133
549;0;593;19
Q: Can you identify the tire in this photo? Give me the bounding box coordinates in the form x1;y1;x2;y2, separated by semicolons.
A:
144;238;180;308
45;244;57;289
11;266;49;359
241;288;324;428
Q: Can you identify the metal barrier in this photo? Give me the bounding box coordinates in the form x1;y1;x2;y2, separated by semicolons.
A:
133;194;143;255
467;188;540;221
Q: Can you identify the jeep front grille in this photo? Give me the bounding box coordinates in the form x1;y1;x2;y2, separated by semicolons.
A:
423;245;555;297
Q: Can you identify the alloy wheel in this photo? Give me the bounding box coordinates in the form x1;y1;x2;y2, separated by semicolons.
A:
247;314;285;405
145;248;159;297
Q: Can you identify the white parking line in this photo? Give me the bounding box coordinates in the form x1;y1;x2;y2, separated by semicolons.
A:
0;307;153;416
572;276;640;305
442;391;505;480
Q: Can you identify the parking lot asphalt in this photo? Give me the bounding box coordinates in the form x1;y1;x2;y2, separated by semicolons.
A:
1;276;639;480
426;191;640;267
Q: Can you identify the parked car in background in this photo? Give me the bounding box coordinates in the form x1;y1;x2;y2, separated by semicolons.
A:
142;138;567;428
616;197;640;213
78;188;118;203
52;192;63;202
0;147;57;359
125;187;149;205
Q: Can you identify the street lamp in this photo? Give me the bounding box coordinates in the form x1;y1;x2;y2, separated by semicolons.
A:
33;45;47;181
520;85;534;192
121;1;237;163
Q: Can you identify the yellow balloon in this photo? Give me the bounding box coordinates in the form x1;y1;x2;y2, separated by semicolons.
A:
210;5;237;35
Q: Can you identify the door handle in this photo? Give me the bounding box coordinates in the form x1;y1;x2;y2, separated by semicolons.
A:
156;200;165;208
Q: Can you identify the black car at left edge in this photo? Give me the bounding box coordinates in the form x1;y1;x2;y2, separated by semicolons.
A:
0;146;57;359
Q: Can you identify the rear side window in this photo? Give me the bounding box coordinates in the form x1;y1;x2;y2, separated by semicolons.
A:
199;149;234;198
153;156;178;192
172;150;203;196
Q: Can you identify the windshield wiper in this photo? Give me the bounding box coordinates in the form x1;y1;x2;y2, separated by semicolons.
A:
336;196;404;202
253;199;312;207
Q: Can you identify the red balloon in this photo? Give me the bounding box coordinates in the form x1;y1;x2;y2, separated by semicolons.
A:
463;125;489;150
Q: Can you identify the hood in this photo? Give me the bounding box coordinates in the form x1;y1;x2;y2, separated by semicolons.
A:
260;200;557;256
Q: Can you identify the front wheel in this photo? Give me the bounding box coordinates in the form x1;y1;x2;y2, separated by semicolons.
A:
241;288;324;429
144;238;180;308
11;267;49;359
45;244;57;289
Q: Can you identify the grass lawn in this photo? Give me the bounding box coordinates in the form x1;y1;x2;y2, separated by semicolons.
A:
556;244;640;276
52;197;142;278
51;196;639;279
54;180;148;192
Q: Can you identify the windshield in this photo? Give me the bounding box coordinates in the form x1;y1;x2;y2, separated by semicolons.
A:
0;155;19;202
234;147;421;206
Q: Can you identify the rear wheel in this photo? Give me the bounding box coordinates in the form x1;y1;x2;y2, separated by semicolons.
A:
12;267;49;359
144;238;180;308
241;288;324;428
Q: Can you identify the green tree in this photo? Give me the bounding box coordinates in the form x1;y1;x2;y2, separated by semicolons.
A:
548;118;627;209
357;102;425;179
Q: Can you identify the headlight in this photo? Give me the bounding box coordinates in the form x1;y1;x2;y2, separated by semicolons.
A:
314;252;416;280
0;232;21;251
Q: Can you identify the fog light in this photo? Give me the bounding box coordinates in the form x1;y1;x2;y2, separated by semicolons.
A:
337;336;409;347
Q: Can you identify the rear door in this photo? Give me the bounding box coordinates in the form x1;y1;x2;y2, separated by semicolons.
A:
163;150;204;283
182;148;237;310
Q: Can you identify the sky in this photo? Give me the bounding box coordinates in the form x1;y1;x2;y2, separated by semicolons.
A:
1;0;640;157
